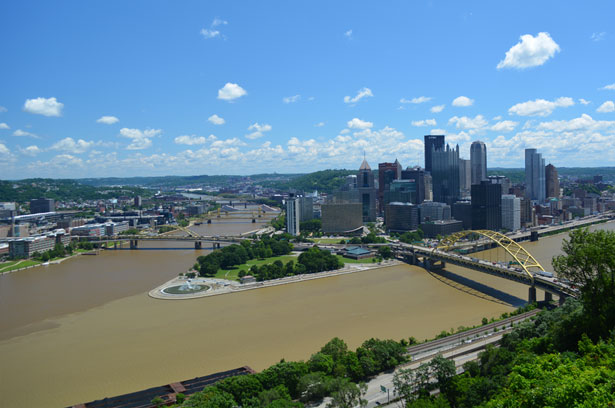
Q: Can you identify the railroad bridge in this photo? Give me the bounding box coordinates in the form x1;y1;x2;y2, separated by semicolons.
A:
392;229;577;304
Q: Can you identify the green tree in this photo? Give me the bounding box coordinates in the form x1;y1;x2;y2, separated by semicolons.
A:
326;378;367;408
552;228;615;341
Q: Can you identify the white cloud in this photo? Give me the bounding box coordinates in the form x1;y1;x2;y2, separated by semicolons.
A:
23;97;64;117
448;115;488;130
246;123;272;139
201;18;227;39
283;95;301;104
174;135;215;145
208;114;225;125
493;115;503;120
20;145;41;156
13;129;39;138
344;29;353;39
411;119;437;127
218;83;247;101
96;115;119;125
446;131;471;143
0;106;6;113
497;32;560;69
452;96;474;107
430;105;445;113
597;101;615;113
491;120;518;132
315;122;325;127
401;96;432;104
119;128;161;150
536;114;615;132
344;87;373;104
0;123;9;129
347;118;373;129
579;98;591;105
51;137;94;154
601;83;615;91
591;32;606;42
508;97;574;117
0;143;9;155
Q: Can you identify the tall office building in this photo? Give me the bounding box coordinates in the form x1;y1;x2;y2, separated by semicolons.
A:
401;166;428;204
470;141;487;185
29;198;55;214
383;180;416;207
378;160;402;212
357;159;377;222
525;148;546;202
424;135;445;172
471;181;502;230
459;159;471;194
501;194;521;231
285;196;300;236
545;163;560;199
431;143;460;205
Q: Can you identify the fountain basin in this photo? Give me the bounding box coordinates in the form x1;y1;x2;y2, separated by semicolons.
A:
162;284;210;295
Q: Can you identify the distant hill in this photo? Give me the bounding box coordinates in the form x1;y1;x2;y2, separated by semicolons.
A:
257;169;355;193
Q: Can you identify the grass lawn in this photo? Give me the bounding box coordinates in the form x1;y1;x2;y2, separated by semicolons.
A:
313;238;347;244
0;259;42;273
335;255;377;264
215;254;299;281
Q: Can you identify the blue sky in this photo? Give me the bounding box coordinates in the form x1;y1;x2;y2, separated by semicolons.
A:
0;1;614;178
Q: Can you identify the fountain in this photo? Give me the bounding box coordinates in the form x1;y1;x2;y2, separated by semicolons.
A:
162;279;210;295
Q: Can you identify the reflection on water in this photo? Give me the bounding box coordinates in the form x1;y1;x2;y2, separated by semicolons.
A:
0;221;612;408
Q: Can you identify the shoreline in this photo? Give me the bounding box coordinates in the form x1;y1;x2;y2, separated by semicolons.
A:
148;259;403;300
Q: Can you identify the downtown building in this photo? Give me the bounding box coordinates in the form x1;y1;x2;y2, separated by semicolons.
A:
431;144;460;205
378;160;402;213
501;194;521;231
525;148;546;202
285;195;301;236
545;164;560;199
471;181;502;230
470;141;487;185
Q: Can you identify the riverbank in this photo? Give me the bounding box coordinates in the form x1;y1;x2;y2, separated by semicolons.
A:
0;250;95;274
149;259;402;299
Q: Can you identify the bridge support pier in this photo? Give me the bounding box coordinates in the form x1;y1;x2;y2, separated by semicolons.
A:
195;241;202;249
528;286;537;303
252;219;256;223
130;240;138;249
559;295;567;306
207;219;212;224
544;292;553;302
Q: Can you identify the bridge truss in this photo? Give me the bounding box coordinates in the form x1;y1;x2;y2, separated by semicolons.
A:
437;230;546;281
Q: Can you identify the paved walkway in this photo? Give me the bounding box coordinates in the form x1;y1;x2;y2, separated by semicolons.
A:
148;260;401;300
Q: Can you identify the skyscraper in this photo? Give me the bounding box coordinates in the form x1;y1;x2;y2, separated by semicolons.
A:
470;141;487;185
545;163;560;199
431;143;460;205
401;166;427;204
378;160;402;212
424;135;445;173
501;194;521;231
471;181;502;230
286;196;300;236
357;158;377;222
459;158;471;194
525;148;546;202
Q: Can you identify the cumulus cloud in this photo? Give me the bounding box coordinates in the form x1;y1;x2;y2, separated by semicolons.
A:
344;87;373;104
344;29;353;39
497;32;560;69
51;137;94;154
23;97;64;117
347;118;373;129
0;123;9;129
452;96;474;107
201;18;227;39
401;96;432;104
0;143;9;155
283;95;301;104
508;97;574;117
20;145;41;156
536;114;615;132
218;83;247;101
13;129;39;138
601;83;615;91
591;32;606;42
411;119;437;127
96;115;119;125
579;99;591;105
208;114;225;125
119;128;161;150
315;122;325;127
597;101;615;113
448;115;488;130
0;106;7;113
246;123;272;139
491;120;518;132
174;135;215;145
431;105;445;113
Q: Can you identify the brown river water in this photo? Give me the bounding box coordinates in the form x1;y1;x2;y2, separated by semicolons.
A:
0;220;613;407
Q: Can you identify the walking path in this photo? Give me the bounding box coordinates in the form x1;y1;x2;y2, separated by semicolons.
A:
148;259;401;300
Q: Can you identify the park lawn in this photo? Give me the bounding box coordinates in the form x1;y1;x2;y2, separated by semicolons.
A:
313;238;347;244
215;254;299;281
335;255;377;264
0;259;42;273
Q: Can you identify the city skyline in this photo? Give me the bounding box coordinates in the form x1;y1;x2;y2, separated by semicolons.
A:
1;1;614;179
